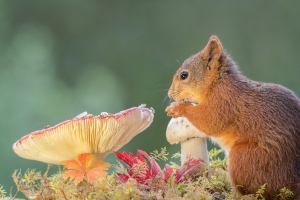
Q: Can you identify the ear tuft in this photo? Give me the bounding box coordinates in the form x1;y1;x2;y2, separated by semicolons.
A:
202;35;223;60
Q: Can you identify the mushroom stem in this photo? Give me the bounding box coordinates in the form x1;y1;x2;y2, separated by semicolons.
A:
181;138;209;166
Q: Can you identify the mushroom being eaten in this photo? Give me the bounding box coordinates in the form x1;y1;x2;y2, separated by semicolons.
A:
13;104;154;165
166;117;209;165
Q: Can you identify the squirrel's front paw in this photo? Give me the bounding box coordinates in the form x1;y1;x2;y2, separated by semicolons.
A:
165;102;182;118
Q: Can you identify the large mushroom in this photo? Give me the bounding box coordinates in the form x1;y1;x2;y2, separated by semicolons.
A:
13;104;154;165
166;117;209;165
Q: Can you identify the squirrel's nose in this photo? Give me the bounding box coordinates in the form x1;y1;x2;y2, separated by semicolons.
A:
167;89;173;100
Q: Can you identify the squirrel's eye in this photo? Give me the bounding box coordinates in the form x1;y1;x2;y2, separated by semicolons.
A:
180;71;189;80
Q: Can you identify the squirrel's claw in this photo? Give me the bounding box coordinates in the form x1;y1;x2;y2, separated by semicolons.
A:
166;102;183;118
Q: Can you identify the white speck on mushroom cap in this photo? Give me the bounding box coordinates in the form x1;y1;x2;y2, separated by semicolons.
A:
74;111;88;119
13;105;154;165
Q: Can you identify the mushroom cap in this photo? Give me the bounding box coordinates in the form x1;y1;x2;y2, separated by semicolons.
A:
166;117;207;144
13;104;154;165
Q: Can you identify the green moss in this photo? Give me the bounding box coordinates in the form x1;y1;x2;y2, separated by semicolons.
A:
4;149;295;200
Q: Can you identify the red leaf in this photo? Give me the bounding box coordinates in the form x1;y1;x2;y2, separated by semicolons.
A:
137;150;151;160
114;152;138;167
137;150;161;176
118;174;130;183
136;151;146;162
175;159;202;184
164;164;173;182
115;150;162;185
115;151;203;185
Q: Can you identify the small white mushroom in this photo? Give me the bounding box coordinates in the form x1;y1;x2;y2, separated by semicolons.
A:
100;112;109;117
74;111;88;119
166;117;209;165
13;105;154;165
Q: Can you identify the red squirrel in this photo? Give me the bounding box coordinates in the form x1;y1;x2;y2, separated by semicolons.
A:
166;36;300;198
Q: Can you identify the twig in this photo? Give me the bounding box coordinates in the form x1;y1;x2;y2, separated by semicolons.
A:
59;188;68;200
212;194;224;200
10;186;19;200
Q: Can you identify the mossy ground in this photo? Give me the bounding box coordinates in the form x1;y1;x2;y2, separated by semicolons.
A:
0;149;295;200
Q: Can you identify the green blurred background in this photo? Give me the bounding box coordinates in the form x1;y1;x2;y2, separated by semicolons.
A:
1;1;300;196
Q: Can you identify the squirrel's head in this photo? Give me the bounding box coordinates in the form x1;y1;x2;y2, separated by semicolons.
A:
168;35;229;105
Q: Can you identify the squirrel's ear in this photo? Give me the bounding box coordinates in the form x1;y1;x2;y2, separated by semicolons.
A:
201;35;223;61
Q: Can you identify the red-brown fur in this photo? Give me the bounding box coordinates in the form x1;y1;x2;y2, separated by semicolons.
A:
166;36;300;199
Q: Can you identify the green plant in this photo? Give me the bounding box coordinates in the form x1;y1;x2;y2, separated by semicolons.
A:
255;183;266;200
6;148;296;199
277;187;294;199
0;184;6;198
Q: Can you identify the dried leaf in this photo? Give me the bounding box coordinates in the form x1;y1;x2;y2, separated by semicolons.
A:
62;153;110;185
